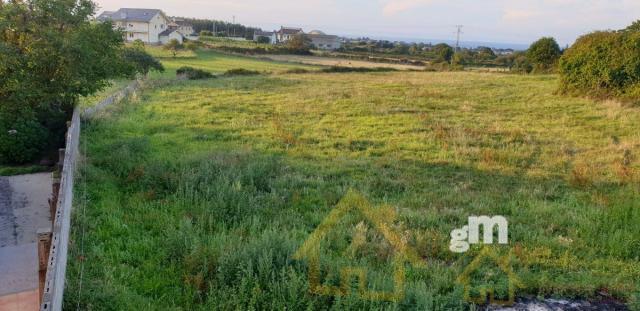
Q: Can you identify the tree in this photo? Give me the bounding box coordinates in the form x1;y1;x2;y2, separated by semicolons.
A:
527;37;561;73
0;0;160;164
434;43;454;63
184;40;201;52
286;34;312;53
475;46;497;62
624;20;640;32
256;36;271;44
132;39;146;51
164;39;184;57
122;48;165;76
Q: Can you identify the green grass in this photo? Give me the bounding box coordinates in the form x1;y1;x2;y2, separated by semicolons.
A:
145;47;317;78
0;164;49;176
78;79;131;109
65;54;640;310
200;36;273;50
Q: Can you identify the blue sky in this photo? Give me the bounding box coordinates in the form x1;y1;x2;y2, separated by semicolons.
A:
95;0;640;46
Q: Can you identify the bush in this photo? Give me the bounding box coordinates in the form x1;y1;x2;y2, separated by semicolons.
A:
320;66;397;73
256;36;271;44
559;29;640;103
424;61;451;72
122;48;164;76
176;66;214;80
283;68;310;74
0;111;48;164
527;37;561;73
223;68;262;76
511;53;533;74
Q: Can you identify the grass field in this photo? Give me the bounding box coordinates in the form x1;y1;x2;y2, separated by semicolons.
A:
64;52;640;310
145;46;316;78
79;79;131;109
255;54;426;70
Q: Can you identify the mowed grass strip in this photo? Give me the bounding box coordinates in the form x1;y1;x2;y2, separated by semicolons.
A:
65;63;640;309
147;47;317;78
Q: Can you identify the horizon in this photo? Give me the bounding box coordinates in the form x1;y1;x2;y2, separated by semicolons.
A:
94;0;640;48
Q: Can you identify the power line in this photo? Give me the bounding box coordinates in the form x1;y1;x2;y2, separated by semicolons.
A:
455;25;464;51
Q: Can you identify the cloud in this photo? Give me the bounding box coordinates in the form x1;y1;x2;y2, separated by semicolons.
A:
382;0;434;16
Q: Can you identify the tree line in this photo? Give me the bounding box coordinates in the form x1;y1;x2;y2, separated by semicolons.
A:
177;17;261;40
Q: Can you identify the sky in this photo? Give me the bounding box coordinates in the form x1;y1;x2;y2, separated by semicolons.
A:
94;0;640;47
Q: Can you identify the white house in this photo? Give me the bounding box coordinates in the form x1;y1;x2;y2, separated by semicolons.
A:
307;30;342;50
159;29;185;44
276;27;304;43
253;30;277;44
97;8;186;44
169;18;195;36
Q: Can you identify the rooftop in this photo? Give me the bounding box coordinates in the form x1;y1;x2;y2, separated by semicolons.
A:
96;8;164;23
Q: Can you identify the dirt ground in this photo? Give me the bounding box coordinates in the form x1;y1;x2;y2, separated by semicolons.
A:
255;54;426;70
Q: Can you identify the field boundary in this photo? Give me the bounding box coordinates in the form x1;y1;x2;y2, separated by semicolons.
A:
40;107;80;311
40;78;144;311
83;78;144;118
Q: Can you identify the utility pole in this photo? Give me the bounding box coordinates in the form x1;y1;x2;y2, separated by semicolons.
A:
232;15;236;37
455;25;464;51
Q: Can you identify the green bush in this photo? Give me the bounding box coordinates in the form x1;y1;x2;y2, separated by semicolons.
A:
176;66;214;80
511;53;534;74
527;37;561;73
223;68;262;76
123;48;164;76
0;111;48;164
559;29;640;103
283;68;310;74
320;66;397;73
256;36;271;44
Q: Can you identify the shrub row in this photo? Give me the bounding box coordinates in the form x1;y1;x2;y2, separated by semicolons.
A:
559;28;640;103
177;66;214;80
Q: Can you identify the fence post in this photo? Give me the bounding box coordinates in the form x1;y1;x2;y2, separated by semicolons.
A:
37;228;52;304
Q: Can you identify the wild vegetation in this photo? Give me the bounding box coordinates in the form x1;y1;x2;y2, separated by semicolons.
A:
65;50;640;309
559;23;640;104
0;0;162;166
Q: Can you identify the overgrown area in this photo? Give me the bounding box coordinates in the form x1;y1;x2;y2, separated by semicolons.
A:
65;53;640;309
559;22;640;104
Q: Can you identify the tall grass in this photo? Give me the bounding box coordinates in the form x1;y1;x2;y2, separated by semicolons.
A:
65;61;640;309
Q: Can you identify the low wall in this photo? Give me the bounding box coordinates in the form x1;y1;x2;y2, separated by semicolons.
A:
83;79;143;118
40;78;144;311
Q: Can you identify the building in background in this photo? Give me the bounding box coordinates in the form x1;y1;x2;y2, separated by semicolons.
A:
169;18;196;36
97;8;172;44
254;31;277;44
306;30;342;50
276;27;304;43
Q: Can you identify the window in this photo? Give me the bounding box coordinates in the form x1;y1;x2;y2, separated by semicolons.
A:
129;33;134;38
129;24;133;28
161;24;165;29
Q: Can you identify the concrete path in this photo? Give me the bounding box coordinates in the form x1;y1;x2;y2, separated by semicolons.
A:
0;173;52;311
0;173;52;248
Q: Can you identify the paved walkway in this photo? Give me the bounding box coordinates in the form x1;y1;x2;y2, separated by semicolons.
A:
0;173;52;311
